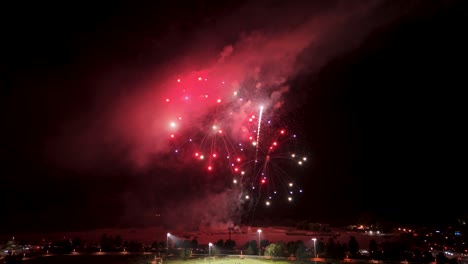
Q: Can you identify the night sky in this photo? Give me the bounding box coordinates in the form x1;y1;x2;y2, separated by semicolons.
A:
1;0;467;235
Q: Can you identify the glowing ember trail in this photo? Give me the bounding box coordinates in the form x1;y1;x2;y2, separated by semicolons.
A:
255;105;264;163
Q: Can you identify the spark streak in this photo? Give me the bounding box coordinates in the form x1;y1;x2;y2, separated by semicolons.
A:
255;105;264;163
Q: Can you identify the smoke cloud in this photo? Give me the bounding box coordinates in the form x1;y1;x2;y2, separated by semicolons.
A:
43;0;421;228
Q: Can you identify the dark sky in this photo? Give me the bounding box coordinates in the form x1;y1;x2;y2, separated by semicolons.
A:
1;0;467;235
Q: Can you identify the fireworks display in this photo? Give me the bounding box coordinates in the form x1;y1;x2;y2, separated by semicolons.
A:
13;0;432;229
164;72;309;212
109;0;416;220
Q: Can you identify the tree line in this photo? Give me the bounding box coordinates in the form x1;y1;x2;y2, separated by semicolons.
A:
2;232;459;264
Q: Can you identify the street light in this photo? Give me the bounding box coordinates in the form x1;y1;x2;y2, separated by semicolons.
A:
312;238;317;258
209;242;213;264
257;229;262;256
167;233;171;255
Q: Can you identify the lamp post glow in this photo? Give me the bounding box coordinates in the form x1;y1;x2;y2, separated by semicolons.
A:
257;229;262;256
167;233;171;255
209;243;213;264
312;238;317;258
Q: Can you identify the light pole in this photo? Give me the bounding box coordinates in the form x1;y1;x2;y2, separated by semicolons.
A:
167;233;171;256
257;229;262;256
312;238;317;258
209;242;213;264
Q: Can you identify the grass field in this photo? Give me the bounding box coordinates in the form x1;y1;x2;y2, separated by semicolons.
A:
21;254;305;264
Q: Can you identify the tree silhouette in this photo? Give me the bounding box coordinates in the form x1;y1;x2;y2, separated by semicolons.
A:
115;235;122;247
183;239;191;249
325;238;337;259
216;239;224;248
100;233;110;251
224;239;236;250
369;239;378;258
276;241;287;257
191;238;198;249
295;243;308;260
260;239;269;250
348;236;359;257
245;240;257;255
286;241;297;256
178;248;191;259
152;241;159;250
72;237;82;248
336;241;347;260
265;243;283;259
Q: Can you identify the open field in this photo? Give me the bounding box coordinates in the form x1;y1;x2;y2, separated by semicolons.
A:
20;254;312;264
